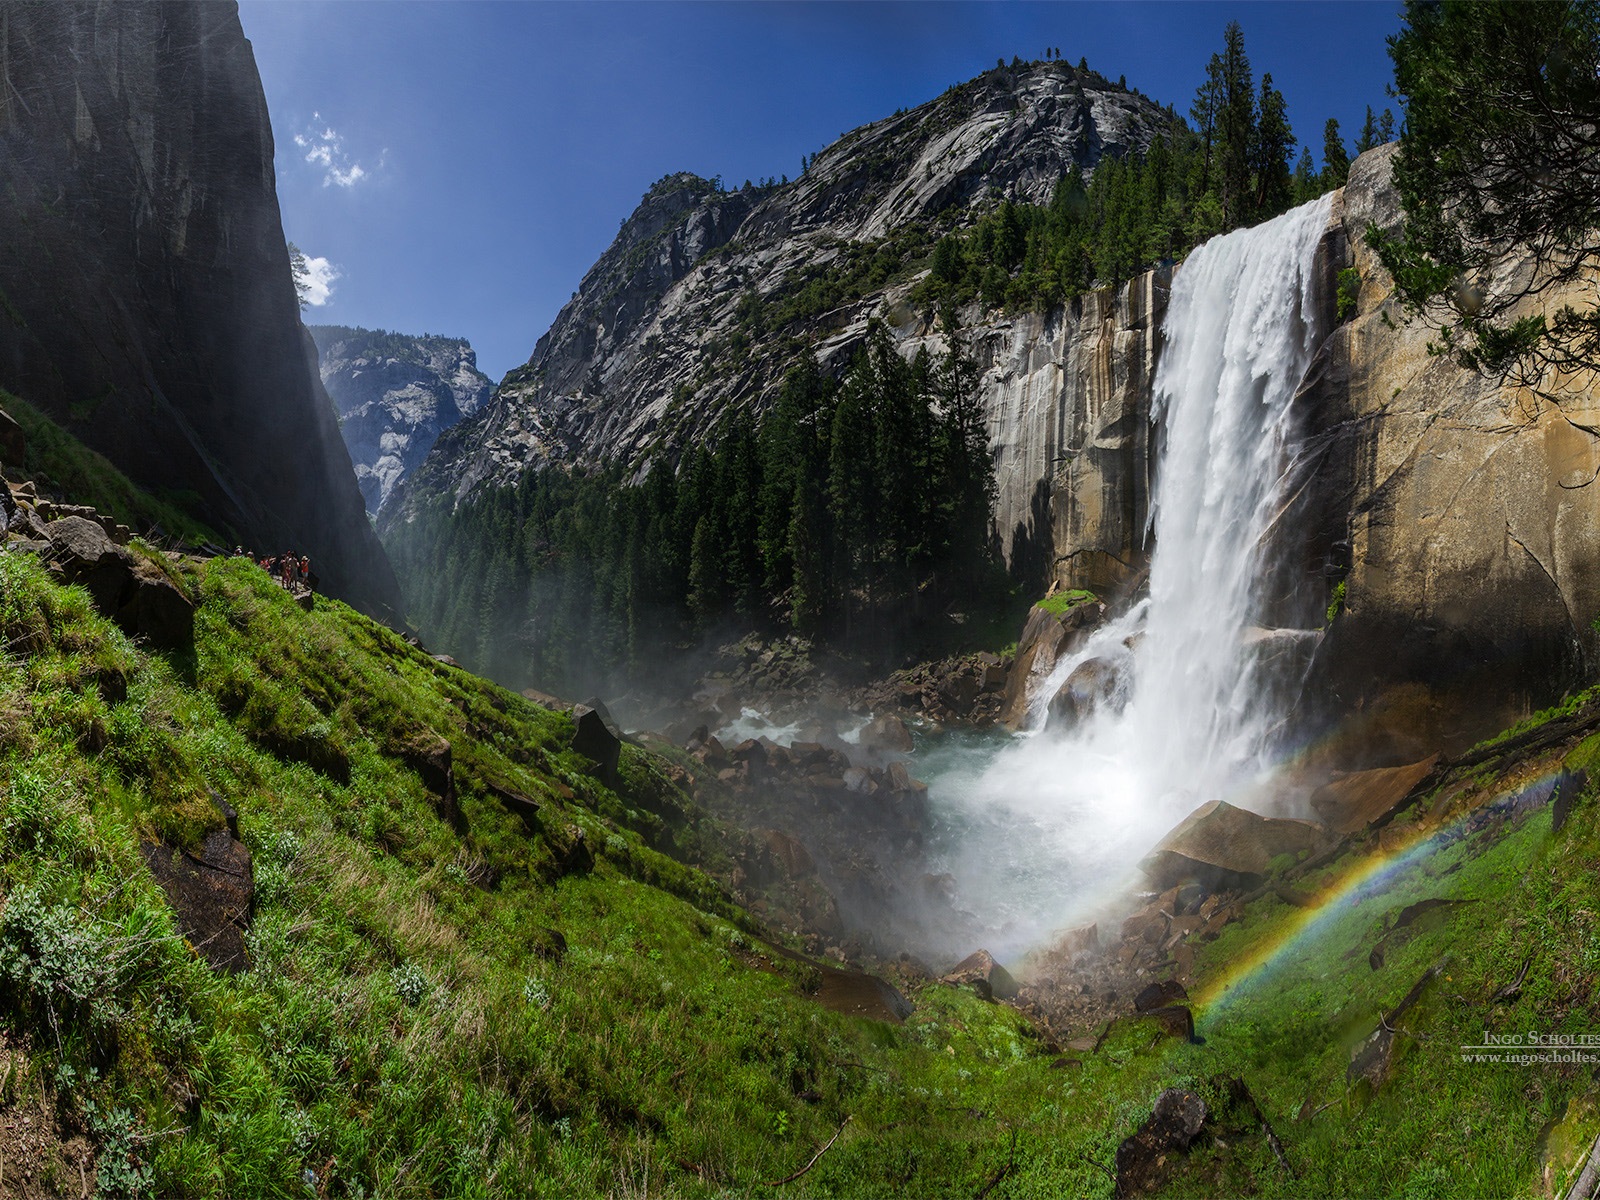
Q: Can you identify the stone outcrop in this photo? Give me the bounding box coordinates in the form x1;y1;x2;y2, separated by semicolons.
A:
310;326;491;514
43;516;194;649
0;2;399;619
1298;144;1600;752
391;61;1172;573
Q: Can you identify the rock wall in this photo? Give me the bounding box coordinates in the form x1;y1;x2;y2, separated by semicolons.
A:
310;326;491;515
1300;145;1600;754
0;1;399;618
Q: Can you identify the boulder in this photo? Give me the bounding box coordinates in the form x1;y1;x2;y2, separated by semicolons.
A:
1115;1088;1208;1198
572;704;622;784
762;830;816;879
998;597;1106;728
45;516;193;648
1146;1005;1197;1042
885;760;927;794
141;827;254;973
1047;656;1122;728
1056;922;1100;958
1310;755;1438;835
1134;979;1189;1013
860;713;915;753
940;948;1020;1001
1141;800;1322;891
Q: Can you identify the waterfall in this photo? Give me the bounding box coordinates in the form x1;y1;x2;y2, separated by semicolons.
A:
924;195;1333;957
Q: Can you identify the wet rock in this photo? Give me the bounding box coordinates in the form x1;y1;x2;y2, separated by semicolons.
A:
142;827;254;973
572;704;622;784
885;760;927;794
45;516;194;648
485;779;541;831
1048;656;1123;728
999;596;1106;728
1057;922;1100;957
1141;800;1323;891
1115;1087;1208;1197
1134;979;1189;1013
763;830;816;880
1310;755;1438;835
842;766;876;795
941;949;1020;1002
860;713;915;753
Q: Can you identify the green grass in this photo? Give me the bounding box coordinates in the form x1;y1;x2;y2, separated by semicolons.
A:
1036;588;1097;616
0;388;220;544
2;545;1598;1197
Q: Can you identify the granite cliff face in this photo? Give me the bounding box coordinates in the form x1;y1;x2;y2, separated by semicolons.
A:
0;1;399;618
396;61;1173;519
309;326;490;515
1299;145;1600;754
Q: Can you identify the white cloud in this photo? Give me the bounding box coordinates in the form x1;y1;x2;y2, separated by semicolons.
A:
293;112;369;189
296;255;341;306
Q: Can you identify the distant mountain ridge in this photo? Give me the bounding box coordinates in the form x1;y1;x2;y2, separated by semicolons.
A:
309;326;491;515
390;59;1173;517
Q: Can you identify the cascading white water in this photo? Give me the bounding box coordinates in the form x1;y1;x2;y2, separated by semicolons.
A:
923;195;1333;958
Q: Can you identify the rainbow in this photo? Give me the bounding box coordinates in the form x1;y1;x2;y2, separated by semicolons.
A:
1191;770;1561;1018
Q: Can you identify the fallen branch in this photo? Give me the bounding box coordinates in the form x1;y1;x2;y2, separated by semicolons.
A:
1563;1128;1600;1200
1490;956;1533;1004
763;1115;850;1188
973;1130;1017;1200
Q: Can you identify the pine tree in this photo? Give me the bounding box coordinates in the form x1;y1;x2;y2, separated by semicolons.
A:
1354;104;1379;154
1251;73;1295;218
1321;118;1350;190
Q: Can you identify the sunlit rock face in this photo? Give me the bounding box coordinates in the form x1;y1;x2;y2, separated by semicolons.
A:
1300;145;1600;752
0;1;399;618
391;60;1174;561
310;327;491;515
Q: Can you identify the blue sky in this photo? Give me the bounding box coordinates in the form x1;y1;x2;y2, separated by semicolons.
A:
239;1;1405;381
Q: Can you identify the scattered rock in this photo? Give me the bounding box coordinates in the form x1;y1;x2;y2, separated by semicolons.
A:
1057;923;1100;958
1141;800;1323;891
941;948;1020;1001
141;826;254;973
1115;1087;1208;1197
1348;961;1444;1095
763;829;816;880
1048;656;1123;728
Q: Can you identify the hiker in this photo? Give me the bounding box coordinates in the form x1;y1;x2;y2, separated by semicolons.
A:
299;556;311;590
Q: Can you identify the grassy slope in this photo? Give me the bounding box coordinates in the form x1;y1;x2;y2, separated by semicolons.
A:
2;483;1598;1193
0;388;220;545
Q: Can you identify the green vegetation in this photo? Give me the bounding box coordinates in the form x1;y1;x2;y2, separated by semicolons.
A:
1;540;1597;1195
913;23;1362;316
387;322;1003;695
1037;588;1098;617
0;389;220;545
1372;0;1600;386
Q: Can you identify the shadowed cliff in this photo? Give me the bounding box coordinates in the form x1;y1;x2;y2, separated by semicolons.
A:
0;0;400;620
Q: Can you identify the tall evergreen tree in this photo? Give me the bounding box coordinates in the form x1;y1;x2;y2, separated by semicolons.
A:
1321;118;1350;190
